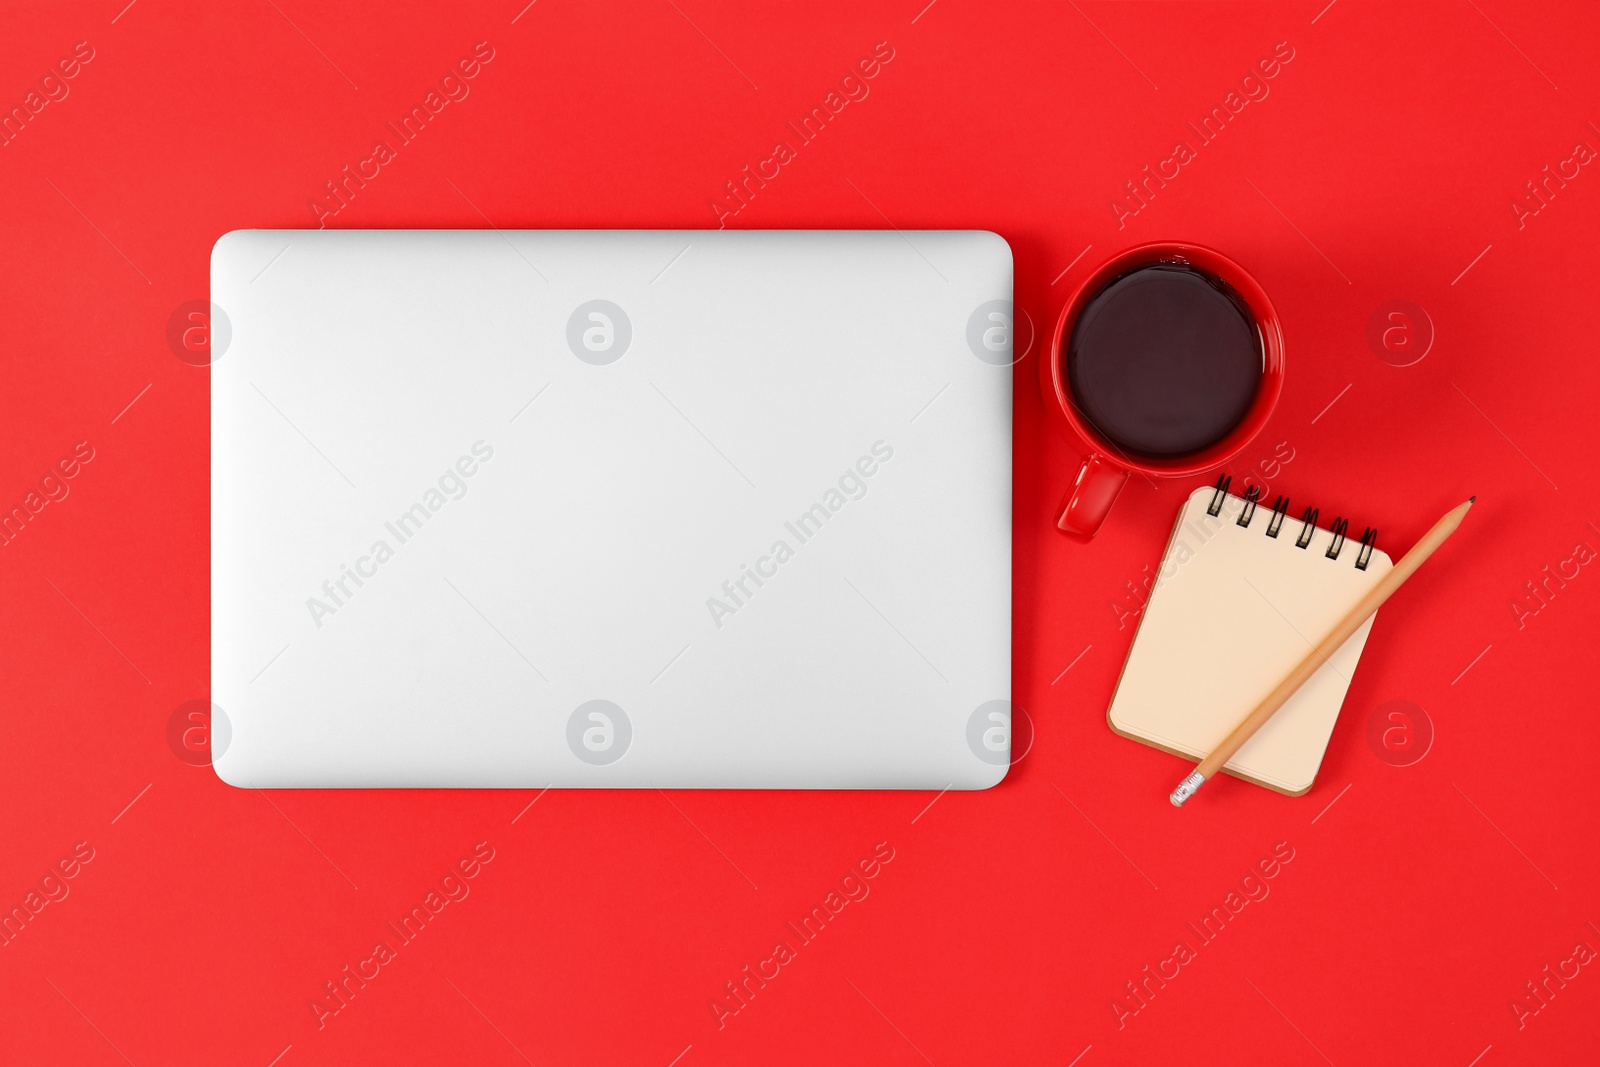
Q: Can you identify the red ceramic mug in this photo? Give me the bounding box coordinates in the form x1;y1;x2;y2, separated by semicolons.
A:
1041;242;1285;539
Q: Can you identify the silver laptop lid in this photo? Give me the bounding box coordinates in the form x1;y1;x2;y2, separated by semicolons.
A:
211;229;1012;788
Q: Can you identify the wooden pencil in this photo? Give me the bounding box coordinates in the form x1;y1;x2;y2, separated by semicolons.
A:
1170;496;1476;806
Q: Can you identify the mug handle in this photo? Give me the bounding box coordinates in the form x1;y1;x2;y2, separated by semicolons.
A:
1057;452;1130;539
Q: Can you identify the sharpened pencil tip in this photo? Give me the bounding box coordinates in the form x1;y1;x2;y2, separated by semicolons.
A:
1469;495;1477;503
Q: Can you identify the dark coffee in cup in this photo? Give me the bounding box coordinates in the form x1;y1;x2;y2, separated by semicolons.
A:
1066;264;1262;457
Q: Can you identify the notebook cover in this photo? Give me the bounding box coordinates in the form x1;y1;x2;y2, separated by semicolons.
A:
1107;485;1395;795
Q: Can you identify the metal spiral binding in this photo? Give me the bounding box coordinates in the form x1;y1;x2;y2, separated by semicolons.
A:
1236;484;1262;527
1207;473;1231;517
1205;478;1377;568
1325;517;1350;559
1295;506;1319;549
1356;527;1378;570
1266;495;1290;538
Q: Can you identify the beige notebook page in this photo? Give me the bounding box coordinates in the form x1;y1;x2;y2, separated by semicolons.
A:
1107;486;1394;795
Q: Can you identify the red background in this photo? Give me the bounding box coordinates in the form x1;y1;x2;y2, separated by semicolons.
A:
3;1;1598;1063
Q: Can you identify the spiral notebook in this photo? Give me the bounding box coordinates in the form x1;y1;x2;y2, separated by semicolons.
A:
1108;480;1394;796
